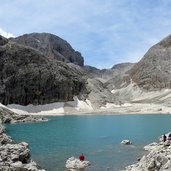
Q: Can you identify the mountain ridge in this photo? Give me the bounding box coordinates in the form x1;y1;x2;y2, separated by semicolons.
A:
11;32;84;66
0;35;87;105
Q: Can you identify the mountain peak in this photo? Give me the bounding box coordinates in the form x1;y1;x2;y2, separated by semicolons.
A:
11;32;84;66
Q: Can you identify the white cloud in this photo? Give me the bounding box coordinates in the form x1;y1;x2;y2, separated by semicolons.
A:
0;28;14;38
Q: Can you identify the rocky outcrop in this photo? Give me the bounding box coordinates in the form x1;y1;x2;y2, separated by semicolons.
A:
0;125;42;171
0;105;47;123
0;108;46;170
129;35;171;90
11;33;84;66
0;124;12;144
0;37;87;105
65;157;90;170
0;138;45;171
124;134;171;171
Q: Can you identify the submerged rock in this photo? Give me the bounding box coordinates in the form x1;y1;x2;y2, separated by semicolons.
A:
66;157;90;170
121;140;132;145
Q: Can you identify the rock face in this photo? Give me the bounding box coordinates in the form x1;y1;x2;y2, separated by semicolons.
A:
124;134;171;171
0;37;87;105
11;33;84;66
65;157;90;170
129;35;171;90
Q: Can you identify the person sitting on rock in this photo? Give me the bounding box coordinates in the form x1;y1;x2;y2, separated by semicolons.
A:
163;134;167;142
79;153;85;161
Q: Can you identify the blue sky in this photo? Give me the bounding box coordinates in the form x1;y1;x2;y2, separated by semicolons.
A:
1;0;171;68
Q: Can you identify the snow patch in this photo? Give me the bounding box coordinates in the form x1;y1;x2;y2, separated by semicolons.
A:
6;97;93;115
7;102;65;115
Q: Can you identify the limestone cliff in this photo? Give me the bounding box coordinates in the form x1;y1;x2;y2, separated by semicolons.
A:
0;36;87;105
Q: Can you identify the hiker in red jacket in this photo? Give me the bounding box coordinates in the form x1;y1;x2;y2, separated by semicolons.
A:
79;153;85;161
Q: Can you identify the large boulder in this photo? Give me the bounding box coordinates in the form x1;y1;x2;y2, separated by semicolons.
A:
65;157;90;170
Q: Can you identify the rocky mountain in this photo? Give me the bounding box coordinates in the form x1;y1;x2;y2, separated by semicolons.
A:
103;35;171;104
129;35;171;90
105;63;135;90
84;63;135;83
2;31;171;107
0;35;87;105
80;63;135;107
111;62;135;72
11;33;84;66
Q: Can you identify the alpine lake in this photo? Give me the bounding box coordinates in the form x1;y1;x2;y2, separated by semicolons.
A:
6;114;171;171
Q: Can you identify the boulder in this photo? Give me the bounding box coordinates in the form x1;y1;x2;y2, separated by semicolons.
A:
66;157;90;170
121;140;132;145
0;133;12;144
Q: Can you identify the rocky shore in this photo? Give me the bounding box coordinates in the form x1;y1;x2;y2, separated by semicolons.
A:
124;134;171;171
0;106;47;171
0;105;48;123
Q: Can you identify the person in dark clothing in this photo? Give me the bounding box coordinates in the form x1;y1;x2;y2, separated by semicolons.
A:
79;153;85;161
163;134;167;142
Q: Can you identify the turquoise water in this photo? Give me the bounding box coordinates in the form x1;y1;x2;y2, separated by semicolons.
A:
5;114;171;171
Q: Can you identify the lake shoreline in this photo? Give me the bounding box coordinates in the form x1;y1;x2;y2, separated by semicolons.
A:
0;108;46;171
123;134;171;171
3;102;171;116
6;114;171;171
